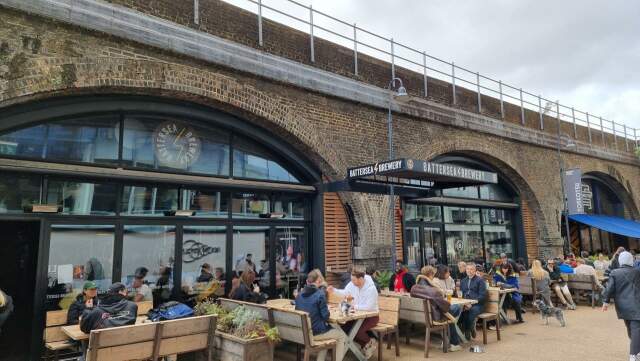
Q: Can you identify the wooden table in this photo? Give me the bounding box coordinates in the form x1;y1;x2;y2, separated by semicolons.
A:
266;299;378;361
489;287;516;325
61;316;150;342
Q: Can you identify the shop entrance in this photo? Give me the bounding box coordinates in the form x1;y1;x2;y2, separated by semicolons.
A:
0;220;40;361
404;222;444;272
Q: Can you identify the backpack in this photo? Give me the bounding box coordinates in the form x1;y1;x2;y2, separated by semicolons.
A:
147;301;194;322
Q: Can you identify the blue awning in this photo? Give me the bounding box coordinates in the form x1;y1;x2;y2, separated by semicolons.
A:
569;214;640;238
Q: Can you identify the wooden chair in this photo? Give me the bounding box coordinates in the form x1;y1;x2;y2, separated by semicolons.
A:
271;308;337;361
399;296;449;358
518;275;538;311
85;314;217;361
476;289;501;345
44;309;77;361
567;274;599;308
371;296;400;360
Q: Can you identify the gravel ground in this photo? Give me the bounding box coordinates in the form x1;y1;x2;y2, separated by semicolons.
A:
275;304;629;361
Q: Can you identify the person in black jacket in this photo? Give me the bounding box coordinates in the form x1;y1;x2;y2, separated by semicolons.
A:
229;270;263;303
67;281;98;325
295;269;346;361
460;263;487;340
80;283;137;334
602;251;640;360
389;261;415;293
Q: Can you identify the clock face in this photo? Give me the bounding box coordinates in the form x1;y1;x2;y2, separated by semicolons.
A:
154;121;201;169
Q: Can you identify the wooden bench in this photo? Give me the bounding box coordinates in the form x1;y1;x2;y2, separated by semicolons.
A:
567;274;599;308
271;308;337;361
371;296;400;360
86;314;217;361
518;275;538;310
44;300;154;360
476;288;501;345
399;296;451;358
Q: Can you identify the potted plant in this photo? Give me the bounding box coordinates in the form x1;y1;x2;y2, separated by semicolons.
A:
194;301;280;361
374;270;394;291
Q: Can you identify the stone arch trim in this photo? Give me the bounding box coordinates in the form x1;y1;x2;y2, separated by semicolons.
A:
583;170;640;220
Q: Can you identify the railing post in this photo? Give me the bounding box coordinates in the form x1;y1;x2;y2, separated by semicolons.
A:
423;51;428;98
309;5;314;62
586;112;592;144
476;72;481;113
451;62;456;105
571;107;577;139
612;121;617;150
635;128;638;149
538;95;544;130
499;80;504;119
599;116;605;145
624;124;628;151
257;0;263;46
193;0;199;25
353;23;358;76
519;88;525;125
390;38;395;80
556;102;561;138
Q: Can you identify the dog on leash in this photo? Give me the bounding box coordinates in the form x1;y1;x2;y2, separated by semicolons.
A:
533;299;566;327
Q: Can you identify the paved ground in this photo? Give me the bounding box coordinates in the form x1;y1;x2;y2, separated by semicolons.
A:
276;304;629;361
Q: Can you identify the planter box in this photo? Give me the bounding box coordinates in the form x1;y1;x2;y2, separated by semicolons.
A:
212;331;273;361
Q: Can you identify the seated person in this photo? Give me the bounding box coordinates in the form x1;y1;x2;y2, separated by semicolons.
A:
67;281;98;325
328;266;379;359
295;269;346;361
434;265;456;294
229;269;263;304
547;259;576;309
80;283;137;333
460;263;487;340
493;263;524;323
529;260;552;306
389;261;415;293
411;266;462;352
131;267;153;302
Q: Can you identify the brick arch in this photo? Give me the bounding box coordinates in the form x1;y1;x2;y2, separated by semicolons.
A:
0;56;349;180
582;170;640;220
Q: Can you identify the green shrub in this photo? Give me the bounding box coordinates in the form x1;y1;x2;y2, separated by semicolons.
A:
193;302;280;344
374;270;394;288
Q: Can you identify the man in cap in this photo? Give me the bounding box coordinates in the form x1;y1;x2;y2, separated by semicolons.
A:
80;282;138;333
602;251;640;361
67;281;98;325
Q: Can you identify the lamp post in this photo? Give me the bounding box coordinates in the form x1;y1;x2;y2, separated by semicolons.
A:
557;133;576;256
388;77;408;269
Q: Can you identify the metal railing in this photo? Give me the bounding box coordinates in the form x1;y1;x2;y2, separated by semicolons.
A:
217;0;639;152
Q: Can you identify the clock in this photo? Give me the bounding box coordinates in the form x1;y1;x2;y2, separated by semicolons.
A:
153;121;201;169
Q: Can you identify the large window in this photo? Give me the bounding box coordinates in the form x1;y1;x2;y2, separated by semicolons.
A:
46;225;114;310
121;186;179;216
0;173;41;212
47;180;118;215
181;226;227;300
233;137;299;183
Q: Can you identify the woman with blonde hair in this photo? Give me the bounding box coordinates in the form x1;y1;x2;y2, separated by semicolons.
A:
529;259;552;306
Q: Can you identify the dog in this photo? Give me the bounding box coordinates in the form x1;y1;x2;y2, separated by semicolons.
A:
533;299;566;327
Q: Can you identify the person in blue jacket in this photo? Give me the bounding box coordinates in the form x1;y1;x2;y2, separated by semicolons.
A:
493;262;524;323
295;269;345;361
460;263;487;340
558;259;575;274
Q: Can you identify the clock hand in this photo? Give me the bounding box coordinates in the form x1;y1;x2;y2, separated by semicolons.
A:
173;128;186;145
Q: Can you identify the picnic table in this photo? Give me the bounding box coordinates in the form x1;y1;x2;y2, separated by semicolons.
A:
379;290;478;343
266;299;379;361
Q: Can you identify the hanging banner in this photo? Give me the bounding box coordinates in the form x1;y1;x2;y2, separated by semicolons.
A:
563;168;583;215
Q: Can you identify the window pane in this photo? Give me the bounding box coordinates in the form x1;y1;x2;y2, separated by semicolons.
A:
0;125;46;158
233;226;269;291
273;195;306;220
232;193;270;218
275;226;306;298
483;225;513;265
46;117;120;164
233;137;299;183
121;185;178;216
180;189;228;217
443;207;480;224
479;184;512;201
0;173;41;213
482;209;511;225
182;226;227;301
404;227;421;272
442;186;478;199
46;225;114;311
444;224;483;266
122;117;230;176
47;180;117;215
122;226;175;306
405;204;441;222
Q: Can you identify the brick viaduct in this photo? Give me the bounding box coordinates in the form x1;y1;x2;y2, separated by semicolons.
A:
0;0;638;262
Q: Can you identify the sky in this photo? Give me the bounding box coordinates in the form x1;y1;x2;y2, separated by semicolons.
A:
224;0;640;133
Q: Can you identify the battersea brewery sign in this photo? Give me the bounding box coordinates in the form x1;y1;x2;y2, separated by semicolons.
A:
347;158;498;184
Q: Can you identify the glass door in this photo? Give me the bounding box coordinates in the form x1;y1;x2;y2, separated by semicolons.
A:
404;226;421;272
422;226;443;266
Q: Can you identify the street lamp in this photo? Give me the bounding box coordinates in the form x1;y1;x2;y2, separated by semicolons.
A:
557;132;577;256
388;77;408;269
